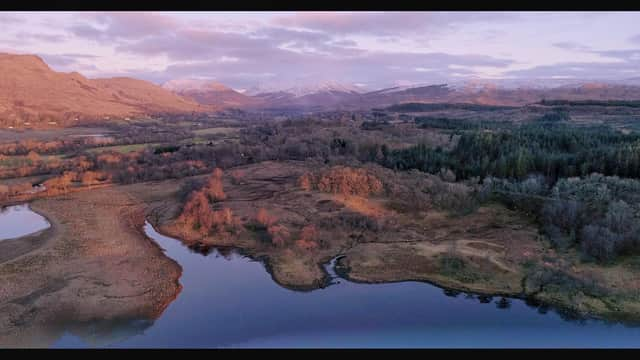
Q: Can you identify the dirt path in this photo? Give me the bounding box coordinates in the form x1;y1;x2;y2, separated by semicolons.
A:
0;187;182;348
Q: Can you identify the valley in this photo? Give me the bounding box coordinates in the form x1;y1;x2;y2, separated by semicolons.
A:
2;97;640;345
3;10;640;350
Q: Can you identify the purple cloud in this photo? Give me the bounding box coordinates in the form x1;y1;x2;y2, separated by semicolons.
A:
273;12;518;36
119;45;513;90
15;32;68;43
505;61;639;80
553;41;591;52
69;12;177;41
0;14;20;24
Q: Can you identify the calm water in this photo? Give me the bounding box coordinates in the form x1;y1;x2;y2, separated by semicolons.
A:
46;221;640;348
0;204;50;241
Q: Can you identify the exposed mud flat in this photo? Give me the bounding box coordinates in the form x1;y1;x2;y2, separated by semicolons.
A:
0;188;181;348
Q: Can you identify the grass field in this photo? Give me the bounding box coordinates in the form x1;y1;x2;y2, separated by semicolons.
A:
0;154;64;168
0;127;113;144
87;143;161;154
192;127;241;136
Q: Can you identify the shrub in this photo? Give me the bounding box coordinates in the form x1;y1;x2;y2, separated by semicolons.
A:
205;168;226;202
581;225;622;262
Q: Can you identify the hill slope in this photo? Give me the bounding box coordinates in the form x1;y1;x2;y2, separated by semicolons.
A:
163;79;259;108
0;53;208;128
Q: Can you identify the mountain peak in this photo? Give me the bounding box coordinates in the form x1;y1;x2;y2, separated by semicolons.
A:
0;52;51;72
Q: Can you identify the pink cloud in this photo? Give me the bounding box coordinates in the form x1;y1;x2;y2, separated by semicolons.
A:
273;12;518;36
70;12;178;40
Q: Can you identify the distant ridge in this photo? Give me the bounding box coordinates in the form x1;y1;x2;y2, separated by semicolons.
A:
162;79;260;108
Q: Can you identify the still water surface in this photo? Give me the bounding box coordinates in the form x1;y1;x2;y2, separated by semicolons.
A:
1;207;637;348
0;204;50;241
56;222;640;348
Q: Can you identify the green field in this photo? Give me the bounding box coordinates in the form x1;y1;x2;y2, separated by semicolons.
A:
87;143;160;154
192;127;240;136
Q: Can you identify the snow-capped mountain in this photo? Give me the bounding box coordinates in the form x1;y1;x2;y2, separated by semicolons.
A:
284;81;363;97
246;80;363;97
161;76;640;111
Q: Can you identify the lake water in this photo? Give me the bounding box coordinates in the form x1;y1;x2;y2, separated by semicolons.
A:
0;204;50;241
47;221;640;348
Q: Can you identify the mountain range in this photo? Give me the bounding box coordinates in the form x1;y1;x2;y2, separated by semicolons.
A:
4;53;640;128
163;77;640;111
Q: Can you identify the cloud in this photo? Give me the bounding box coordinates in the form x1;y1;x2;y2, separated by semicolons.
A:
68;24;105;40
69;12;177;41
121;45;513;89
505;61;640;80
13;32;69;44
331;39;358;47
0;14;20;25
113;25;367;62
517;45;640;80
272;12;518;36
39;53;78;67
103;17;513;88
20;12;636;90
593;49;640;62
553;41;592;52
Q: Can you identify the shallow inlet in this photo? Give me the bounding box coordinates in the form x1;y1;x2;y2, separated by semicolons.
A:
0;204;50;241
48;221;640;348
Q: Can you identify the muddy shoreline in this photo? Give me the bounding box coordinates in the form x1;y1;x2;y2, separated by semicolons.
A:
0;188;182;348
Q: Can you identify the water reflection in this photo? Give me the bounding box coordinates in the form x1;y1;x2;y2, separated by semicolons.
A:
61;318;155;347
0;204;50;240
51;221;640;348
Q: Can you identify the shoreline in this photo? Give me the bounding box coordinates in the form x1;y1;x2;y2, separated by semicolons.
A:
2;175;639;344
0;202;57;265
148;218;640;326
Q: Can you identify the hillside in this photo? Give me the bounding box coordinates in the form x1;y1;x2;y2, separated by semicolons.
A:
0;53;208;128
163;79;260;108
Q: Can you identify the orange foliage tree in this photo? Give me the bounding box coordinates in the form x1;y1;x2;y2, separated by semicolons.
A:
268;224;291;247
300;166;383;197
178;190;214;234
26;151;41;163
81;171;107;186
177;168;240;237
295;224;319;250
252;207;291;247
210;208;240;234
0;184;8;201
298;173;313;191
256;208;277;228
44;171;77;195
205;167;226;202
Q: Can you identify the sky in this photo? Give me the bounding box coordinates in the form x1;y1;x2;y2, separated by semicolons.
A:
1;11;640;91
